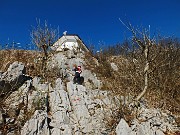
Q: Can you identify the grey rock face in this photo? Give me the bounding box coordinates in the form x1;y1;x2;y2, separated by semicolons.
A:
21;110;49;135
67;82;92;134
116;118;166;135
115;107;180;135
1;73;49;134
1;51;179;135
82;69;101;89
41;78;118;135
48;79;92;134
49;78;72;135
133;108;180;134
130;119;165;135
47;52;102;90
0;61;31;95
116;119;132;135
21;49;180;134
1;61;26;81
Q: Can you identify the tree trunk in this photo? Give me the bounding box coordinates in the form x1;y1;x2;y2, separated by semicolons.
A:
42;45;48;59
136;44;149;101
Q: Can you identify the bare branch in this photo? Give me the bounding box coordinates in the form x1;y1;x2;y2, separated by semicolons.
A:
31;19;58;58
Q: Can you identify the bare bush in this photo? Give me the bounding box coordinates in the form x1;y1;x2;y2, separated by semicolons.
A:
31;19;58;58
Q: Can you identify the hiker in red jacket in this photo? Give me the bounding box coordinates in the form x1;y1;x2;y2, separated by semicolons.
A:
73;65;82;84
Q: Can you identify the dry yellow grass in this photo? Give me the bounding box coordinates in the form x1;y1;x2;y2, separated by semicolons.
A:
0;49;42;75
85;46;180;127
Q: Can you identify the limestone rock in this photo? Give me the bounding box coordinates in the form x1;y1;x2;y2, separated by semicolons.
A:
1;76;49;134
47;52;102;90
116;118;166;135
135;108;180;133
49;78;72;135
116;119;132;135
32;77;41;88
0;61;31;95
1;51;179;135
21;110;49;135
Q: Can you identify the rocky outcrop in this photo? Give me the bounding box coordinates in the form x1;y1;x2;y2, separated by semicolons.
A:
116;118;165;135
49;78;72;135
48;78;119;134
21;110;49;135
116;119;132;135
15;77;119;135
116;107;180;135
1;52;180;135
21;76;180;135
133;108;179;133
47;51;102;90
0;63;49;135
0;61;31;96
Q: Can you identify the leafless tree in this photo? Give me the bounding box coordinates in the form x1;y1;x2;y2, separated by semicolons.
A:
119;19;156;102
31;19;58;58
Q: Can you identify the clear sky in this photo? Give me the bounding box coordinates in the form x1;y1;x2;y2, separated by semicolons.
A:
0;0;180;50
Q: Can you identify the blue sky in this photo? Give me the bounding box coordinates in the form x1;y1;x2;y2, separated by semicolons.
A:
0;0;180;50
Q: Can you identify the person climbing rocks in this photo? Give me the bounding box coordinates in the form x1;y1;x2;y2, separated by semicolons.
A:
72;64;82;84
